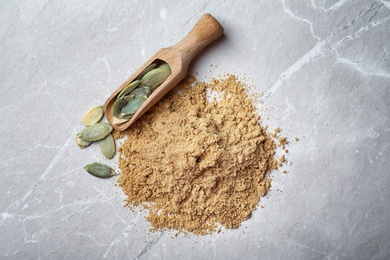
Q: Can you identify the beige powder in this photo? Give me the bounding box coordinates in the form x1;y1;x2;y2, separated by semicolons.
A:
116;74;286;235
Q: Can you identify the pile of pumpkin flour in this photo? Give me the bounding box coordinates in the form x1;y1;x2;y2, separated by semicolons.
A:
115;74;281;235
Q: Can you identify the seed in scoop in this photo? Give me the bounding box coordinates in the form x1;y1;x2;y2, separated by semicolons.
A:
136;63;157;80
117;80;140;100
140;67;171;90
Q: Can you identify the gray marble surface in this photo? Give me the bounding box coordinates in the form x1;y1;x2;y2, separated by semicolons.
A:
1;0;390;259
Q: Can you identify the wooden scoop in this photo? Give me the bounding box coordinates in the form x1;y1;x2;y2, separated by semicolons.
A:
104;13;224;131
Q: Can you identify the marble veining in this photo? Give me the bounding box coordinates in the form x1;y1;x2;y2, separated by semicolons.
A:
1;0;389;259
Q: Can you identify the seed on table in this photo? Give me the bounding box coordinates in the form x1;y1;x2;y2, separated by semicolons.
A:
99;134;116;159
75;134;92;148
82;105;104;126
79;123;113;142
84;162;116;178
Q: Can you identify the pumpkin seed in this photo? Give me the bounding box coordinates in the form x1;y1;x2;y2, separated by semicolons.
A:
129;85;151;98
82;105;104;126
158;63;171;72
99;134;116;159
84;162;116;178
75;134;92;148
79;123;113;142
119;95;148;118
112;98;127;117
136;63;157;80
117;80;140;100
112;117;130;125
109;62;170;125
122;93;135;102
140;67;171;90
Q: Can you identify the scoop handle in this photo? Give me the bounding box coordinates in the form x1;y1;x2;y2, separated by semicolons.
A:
171;14;224;67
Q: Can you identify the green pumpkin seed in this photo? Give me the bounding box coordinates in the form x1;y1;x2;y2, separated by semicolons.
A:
99;134;116;159
118;113;132;119
122;93;135;102
117;80;140;100
129;85;151;98
76;134;92;148
82;106;104;126
84;162;116;178
136;63;157;80
158;63;171;72
79;123;113;142
118;91;141;110
112;117;130;125
112;98;127;117
119;95;147;118
140;67;171;90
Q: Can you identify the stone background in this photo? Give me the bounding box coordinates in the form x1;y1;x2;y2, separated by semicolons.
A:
1;0;389;259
